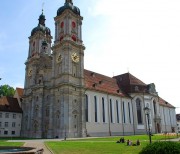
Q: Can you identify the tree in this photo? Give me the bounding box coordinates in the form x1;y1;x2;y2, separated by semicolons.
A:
0;84;15;97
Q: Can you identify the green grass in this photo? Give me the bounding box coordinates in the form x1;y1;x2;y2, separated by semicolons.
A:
0;141;24;147
45;134;179;154
46;141;148;154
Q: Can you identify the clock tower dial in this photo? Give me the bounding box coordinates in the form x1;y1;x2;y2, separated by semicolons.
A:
56;54;62;63
28;68;32;77
71;52;79;63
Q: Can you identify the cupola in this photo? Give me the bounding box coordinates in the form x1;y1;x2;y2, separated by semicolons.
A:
31;11;51;36
57;0;80;16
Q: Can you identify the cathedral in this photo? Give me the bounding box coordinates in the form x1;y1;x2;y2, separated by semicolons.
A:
21;0;177;138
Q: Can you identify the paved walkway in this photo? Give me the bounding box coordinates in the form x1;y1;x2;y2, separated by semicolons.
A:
8;139;64;154
23;141;52;154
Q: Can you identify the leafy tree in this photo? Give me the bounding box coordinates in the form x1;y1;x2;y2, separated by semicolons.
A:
0;84;15;97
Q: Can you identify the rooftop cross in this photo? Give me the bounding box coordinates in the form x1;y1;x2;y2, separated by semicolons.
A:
65;0;73;4
42;2;45;14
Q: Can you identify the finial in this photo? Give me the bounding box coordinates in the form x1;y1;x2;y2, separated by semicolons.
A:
42;2;45;14
127;67;129;73
65;0;73;4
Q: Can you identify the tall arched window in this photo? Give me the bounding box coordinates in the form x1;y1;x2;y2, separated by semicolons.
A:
122;101;126;123
116;100;119;123
153;100;157;115
136;98;142;124
128;102;131;123
102;97;105;123
110;99;113;123
94;96;97;122
85;95;88;122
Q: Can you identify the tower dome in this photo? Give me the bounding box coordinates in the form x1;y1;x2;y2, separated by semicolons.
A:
31;12;51;36
57;0;80;16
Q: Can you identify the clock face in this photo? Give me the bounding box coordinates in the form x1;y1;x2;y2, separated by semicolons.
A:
56;54;62;63
71;52;79;63
28;68;32;76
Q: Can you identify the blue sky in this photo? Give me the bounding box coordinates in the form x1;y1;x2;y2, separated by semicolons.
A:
0;0;180;113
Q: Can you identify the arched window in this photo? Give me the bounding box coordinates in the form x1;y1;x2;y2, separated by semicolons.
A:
85;95;88;122
102;97;105;123
94;96;97;122
116;100;119;123
60;21;64;28
122;102;126;123
72;21;76;28
110;99;113;123
153;100;157;115
128;102;131;123
136;98;142;124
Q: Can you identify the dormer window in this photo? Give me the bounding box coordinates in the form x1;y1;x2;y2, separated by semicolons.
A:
135;86;139;91
91;72;95;77
99;80;103;84
93;83;97;88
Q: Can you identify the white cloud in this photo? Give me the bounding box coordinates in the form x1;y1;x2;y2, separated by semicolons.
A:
83;0;180;113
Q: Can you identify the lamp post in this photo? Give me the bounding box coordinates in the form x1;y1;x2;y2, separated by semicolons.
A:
144;107;152;144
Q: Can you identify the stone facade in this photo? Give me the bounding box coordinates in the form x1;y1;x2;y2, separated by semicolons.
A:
21;1;177;138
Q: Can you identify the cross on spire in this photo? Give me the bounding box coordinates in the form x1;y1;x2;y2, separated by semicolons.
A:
65;0;73;4
42;2;45;14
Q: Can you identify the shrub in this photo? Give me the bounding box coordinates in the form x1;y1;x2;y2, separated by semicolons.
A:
139;141;180;154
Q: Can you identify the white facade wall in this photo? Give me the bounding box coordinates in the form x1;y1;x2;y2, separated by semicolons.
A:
85;90;135;136
0;111;22;137
85;90;178;136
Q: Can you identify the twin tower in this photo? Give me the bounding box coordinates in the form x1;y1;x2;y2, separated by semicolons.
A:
21;0;86;138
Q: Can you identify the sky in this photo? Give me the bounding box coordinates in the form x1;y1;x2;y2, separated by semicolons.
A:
0;0;180;113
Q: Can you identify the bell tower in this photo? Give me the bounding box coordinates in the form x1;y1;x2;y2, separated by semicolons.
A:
52;0;86;138
22;10;53;138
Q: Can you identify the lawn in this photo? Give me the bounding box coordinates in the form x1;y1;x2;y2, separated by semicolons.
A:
45;134;178;154
0;140;24;147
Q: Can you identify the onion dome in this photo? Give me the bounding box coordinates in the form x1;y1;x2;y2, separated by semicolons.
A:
31;12;51;36
57;0;80;16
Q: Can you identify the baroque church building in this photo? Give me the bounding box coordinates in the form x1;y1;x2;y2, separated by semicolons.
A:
21;0;177;138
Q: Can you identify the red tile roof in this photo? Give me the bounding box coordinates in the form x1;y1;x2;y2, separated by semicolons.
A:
16;87;24;98
114;72;146;86
113;72;147;94
0;96;23;113
84;69;126;97
85;70;175;108
158;97;175;108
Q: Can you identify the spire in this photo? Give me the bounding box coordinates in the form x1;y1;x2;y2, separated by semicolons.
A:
38;3;46;26
38;11;46;26
65;0;73;4
42;2;45;14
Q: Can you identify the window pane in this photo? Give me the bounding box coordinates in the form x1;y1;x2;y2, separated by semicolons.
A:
102;98;105;123
110;99;113;123
116;100;119;123
136;99;142;124
85;95;88;122
94;96;97;122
